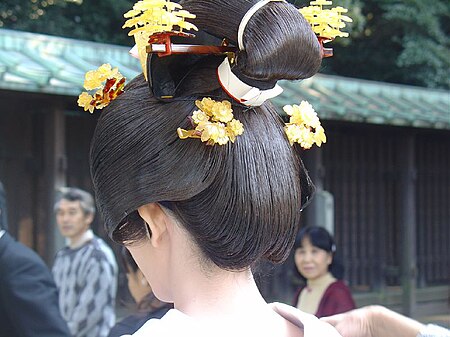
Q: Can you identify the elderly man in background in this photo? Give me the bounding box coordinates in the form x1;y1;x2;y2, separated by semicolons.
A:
53;187;118;337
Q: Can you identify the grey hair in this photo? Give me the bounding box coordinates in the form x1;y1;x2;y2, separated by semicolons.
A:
54;187;96;216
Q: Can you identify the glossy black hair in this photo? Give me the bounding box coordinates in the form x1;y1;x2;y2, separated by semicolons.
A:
293;226;344;280
90;0;322;271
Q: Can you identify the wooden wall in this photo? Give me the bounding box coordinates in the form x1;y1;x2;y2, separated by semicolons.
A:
1;90;449;312
315;122;450;291
0;91;53;261
0;91;104;263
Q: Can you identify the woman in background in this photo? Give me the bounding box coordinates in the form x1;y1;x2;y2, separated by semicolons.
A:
293;226;355;317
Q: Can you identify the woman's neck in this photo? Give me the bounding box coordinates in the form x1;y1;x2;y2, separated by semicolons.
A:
171;265;302;336
174;266;266;319
167;223;267;319
306;272;336;288
163;225;303;336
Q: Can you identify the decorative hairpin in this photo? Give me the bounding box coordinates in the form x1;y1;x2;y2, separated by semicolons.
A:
76;0;343;150
123;0;199;79
300;0;352;57
177;98;244;146
77;63;125;113
283;101;326;149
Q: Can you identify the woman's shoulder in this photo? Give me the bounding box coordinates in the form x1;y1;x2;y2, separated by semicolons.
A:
318;280;356;317
326;280;352;294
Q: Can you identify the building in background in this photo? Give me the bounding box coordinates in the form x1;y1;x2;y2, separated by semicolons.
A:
0;28;448;320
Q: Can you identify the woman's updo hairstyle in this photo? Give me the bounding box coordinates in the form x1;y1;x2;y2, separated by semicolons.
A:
90;0;322;271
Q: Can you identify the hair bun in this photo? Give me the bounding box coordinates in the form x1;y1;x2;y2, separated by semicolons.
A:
182;0;322;84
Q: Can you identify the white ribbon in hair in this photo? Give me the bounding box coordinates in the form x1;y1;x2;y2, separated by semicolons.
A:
238;0;287;50
217;57;283;106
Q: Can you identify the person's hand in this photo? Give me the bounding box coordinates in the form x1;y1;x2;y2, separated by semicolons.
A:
321;306;377;337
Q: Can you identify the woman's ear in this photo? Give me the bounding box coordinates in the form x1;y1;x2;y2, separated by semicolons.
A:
138;203;168;248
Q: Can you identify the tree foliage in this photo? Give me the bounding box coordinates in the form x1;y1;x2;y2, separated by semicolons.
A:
1;0;449;88
0;0;134;45
322;0;450;89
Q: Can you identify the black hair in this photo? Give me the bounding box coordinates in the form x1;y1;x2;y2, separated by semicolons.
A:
0;181;7;231
181;0;322;82
90;0;322;271
293;226;345;280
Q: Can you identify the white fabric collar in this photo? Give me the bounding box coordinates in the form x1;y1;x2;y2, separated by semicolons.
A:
127;302;342;337
0;230;5;239
66;228;94;249
217;57;283;106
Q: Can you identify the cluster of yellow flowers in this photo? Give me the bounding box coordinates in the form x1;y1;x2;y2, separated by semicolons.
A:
283;101;326;149
300;0;352;39
178;98;244;146
123;0;198;37
77;1;333;151
122;0;198;79
77;64;125;113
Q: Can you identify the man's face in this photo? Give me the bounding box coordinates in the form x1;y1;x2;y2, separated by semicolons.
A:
55;199;92;239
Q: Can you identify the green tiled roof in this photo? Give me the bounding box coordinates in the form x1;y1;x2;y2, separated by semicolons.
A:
274;76;450;129
0;29;139;96
1;28;449;129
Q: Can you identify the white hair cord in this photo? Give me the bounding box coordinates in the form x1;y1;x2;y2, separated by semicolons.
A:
237;0;287;51
218;0;287;106
217;58;283;106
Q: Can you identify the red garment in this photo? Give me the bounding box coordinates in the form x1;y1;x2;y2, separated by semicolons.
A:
292;280;356;318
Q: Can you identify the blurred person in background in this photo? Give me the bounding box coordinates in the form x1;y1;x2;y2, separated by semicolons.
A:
52;187;118;337
292;226;356;317
108;247;172;337
0;181;71;337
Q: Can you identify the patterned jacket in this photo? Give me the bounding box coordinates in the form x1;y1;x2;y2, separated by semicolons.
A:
52;233;118;337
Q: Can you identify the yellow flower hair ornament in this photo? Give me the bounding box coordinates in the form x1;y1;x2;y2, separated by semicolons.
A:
122;0;199;79
177;98;244;146
123;0;198;37
300;0;352;57
77;64;126;113
284;101;326;149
